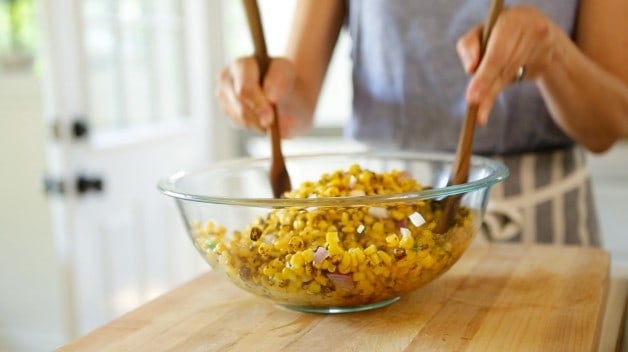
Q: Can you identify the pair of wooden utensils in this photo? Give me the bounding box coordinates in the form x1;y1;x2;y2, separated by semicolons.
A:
241;0;504;234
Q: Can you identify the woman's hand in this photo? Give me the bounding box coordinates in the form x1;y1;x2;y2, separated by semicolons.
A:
456;0;628;153
216;1;345;139
216;56;309;138
456;6;558;125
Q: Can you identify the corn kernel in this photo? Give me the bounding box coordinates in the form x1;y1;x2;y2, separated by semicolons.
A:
326;231;340;245
421;254;435;269
290;253;305;268
378;250;392;266
399;235;415;250
341;225;355;234
390;209;405;221
293;219;305;231
371;222;384;234
340;252;351;268
288;236;304;251
369;253;380;265
364;244;377;255
385;234;399;247
302;248;314;263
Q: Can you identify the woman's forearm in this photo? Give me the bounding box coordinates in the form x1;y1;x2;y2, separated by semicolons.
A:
283;0;346;129
537;32;628;153
537;0;628;153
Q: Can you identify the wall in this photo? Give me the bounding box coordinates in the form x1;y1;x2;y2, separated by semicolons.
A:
588;141;628;271
0;73;69;351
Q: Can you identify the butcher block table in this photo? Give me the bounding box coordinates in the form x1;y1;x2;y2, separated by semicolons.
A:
58;244;612;351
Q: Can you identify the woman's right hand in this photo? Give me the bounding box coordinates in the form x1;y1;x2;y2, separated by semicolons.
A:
216;56;305;138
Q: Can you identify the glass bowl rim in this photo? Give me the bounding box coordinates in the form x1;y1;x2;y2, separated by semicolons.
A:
157;150;509;207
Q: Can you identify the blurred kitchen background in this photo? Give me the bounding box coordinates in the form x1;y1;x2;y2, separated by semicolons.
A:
0;1;626;351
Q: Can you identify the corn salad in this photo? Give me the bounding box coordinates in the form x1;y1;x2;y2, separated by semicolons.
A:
192;164;475;307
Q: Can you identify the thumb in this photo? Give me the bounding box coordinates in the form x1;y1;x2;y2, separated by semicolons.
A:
456;25;483;74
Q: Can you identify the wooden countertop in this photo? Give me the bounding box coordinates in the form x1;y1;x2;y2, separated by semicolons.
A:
57;244;610;351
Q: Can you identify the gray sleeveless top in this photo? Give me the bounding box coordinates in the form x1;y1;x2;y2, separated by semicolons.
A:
345;0;578;155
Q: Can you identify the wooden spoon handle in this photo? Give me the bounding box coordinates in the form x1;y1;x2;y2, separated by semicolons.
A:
242;0;291;198
241;0;276;149
481;0;503;56
435;0;503;234
242;0;271;76
449;0;503;186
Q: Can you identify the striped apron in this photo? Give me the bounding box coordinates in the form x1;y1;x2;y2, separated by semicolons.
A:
478;146;601;247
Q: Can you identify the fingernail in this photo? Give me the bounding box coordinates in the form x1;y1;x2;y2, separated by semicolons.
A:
265;86;279;102
461;49;478;73
260;107;273;127
467;88;480;104
462;52;472;72
476;106;490;126
478;111;488;126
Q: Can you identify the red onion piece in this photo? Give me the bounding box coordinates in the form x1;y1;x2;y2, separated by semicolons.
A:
326;273;355;291
313;247;328;265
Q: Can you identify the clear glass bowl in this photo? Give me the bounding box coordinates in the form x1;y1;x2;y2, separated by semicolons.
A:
158;151;508;313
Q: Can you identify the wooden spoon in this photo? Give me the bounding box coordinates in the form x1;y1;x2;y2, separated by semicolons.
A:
242;0;292;198
434;0;504;234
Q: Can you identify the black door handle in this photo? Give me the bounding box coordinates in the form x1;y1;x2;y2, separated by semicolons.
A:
76;175;103;194
44;175;104;196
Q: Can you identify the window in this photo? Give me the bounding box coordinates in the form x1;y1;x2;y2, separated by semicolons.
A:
0;0;37;72
82;0;188;133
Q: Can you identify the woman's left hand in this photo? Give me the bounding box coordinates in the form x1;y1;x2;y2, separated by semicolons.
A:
456;5;558;125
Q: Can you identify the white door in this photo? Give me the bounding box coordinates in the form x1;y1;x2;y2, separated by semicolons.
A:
40;0;231;336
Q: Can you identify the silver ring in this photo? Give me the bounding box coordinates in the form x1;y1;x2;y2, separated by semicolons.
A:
515;65;526;82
